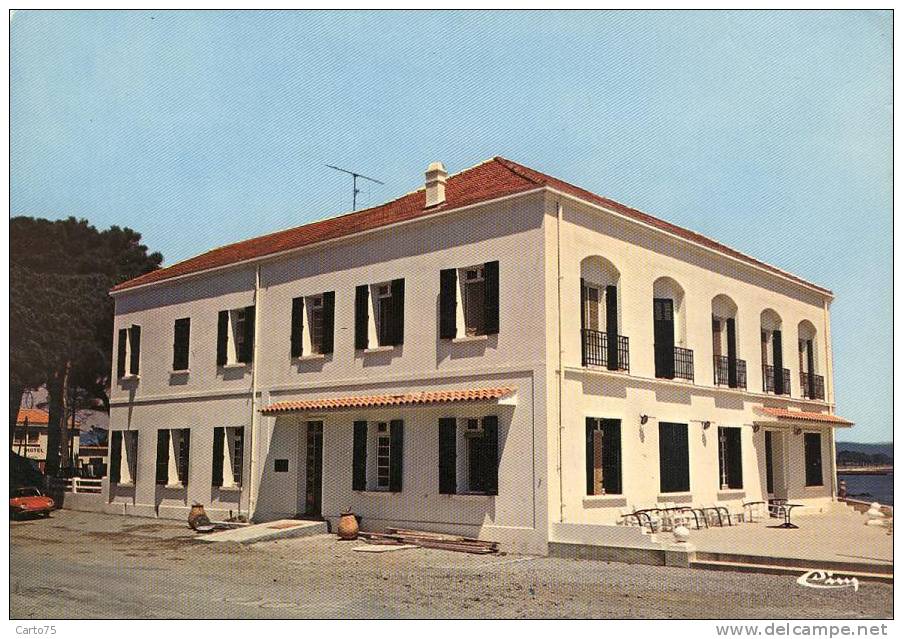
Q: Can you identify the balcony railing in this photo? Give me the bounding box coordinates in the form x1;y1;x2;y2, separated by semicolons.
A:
581;329;629;372
714;355;747;389
655;345;694;382
800;371;826;400
763;364;791;396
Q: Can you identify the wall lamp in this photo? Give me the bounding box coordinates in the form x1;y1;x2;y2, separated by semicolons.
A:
702;421;712;430
793;427;803;436
752;424;761;433
640;414;653;425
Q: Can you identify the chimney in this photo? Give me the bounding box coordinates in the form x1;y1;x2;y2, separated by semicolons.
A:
425;161;448;207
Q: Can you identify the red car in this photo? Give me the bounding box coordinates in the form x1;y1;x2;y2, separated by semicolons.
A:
10;487;54;519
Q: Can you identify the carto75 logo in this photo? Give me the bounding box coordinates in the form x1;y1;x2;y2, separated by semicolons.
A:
796;569;860;592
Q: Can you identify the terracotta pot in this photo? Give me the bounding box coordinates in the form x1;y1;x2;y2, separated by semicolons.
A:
188;503;211;531
337;512;359;540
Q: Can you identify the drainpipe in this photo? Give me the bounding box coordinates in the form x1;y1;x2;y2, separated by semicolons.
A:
247;265;262;519
822;298;837;501
556;201;565;523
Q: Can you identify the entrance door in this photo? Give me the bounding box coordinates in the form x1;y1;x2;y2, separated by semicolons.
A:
304;421;323;517
765;430;788;500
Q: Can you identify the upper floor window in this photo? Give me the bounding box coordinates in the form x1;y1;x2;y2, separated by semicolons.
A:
290;292;335;358
653;277;692;381
798;320;824;400
580;256;627;372
712;294;745;389
760;309;788;395
172;318;190;372
439;261;500;339
355;280;404;349
217;306;255;366
116;324;141;378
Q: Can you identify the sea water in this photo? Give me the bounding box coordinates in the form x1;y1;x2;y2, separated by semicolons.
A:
840;472;894;505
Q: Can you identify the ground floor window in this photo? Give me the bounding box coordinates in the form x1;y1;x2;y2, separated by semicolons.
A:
717;426;743;489
212;427;244;488
109;430;138;484
437;416;498;495
156;428;190;487
585;417;622;495
352;419;404;492
659;422;690;493
804;432;823;486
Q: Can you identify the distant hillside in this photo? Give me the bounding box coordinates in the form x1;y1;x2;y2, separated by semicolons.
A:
835;442;893;459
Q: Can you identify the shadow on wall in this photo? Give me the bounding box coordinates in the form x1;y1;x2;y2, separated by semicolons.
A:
255;416;302;520
579;373;628;399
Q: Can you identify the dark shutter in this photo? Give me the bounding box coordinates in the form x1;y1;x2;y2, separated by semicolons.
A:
580;278;587;366
438;418;457;494
354;285;369;350
483;260;499;335
765;430;774;494
321;291;335;355
391;279;405;345
290;297;304;358
155;430;169;485
772;329;784;395
240;306;255;363
805;432;823;486
726;427;742;489
128;325;141;375
726;318;738;388
389;419;404;492
173;318;190;371
216;310;229;366
806;339;815;398
659;422;690;493
352;420;367;490
178;429;190;486
212;427;224;487
439;268;458;339
653;298;675;379
602;419;622;494
481;415;499;495
605;285;618;370
117;328;127;378
585;417;595;495
109;431;122;484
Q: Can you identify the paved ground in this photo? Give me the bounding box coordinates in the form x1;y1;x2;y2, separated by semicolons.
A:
10;510;892;619
689;503;893;567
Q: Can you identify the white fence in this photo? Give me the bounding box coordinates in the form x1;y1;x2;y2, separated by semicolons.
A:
50;477;103;494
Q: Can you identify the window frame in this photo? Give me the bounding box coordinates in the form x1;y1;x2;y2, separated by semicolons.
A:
461;265;486;337
585;417;622;496
717;426;743;490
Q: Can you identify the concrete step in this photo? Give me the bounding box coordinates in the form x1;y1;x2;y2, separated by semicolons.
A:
691;558;893;584
196;519;328;545
694;550;893;576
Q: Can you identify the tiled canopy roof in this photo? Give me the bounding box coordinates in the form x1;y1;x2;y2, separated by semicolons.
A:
16;409;49;425
756;407;853;426
111;157;831;295
260;387;516;415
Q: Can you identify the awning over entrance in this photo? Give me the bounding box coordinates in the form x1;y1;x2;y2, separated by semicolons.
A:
754;406;853;428
260;386;517;415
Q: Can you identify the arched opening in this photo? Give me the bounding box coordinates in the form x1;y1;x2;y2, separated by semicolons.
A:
798;320;823;399
653;277;692;380
711;295;744;388
760;309;787;395
580;256;627;371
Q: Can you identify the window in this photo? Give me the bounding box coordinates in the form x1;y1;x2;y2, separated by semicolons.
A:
352;420;404;492
717;426;743;490
212;427;244;487
172;318;190;371
110;431;138;484
438;261;500;339
217;306;255;366
437;416;499;495
274;459;289;472
583;285;601;331
355;280;404;349
659;422;690;493
376;422;391;490
290;293;335;357
804;432;823;486
116;325;141;378
27;431;39;443
155;428;190;487
585;418;622;495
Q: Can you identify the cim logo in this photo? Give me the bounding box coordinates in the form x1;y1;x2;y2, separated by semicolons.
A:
796;569;860;592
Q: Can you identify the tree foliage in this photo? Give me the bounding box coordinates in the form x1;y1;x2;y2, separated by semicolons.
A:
10;216;163;475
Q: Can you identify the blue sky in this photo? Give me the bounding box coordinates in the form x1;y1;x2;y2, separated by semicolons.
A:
11;10;891;442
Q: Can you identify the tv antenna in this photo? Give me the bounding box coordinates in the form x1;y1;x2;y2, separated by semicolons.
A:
326;164;385;211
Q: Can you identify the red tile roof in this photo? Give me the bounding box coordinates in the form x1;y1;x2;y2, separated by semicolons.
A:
111;157;831;295
260;387;516;415
756;407;853;426
16;409;49;425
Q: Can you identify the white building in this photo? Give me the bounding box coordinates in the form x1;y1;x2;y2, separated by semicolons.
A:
104;157;851;555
